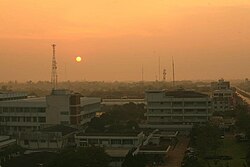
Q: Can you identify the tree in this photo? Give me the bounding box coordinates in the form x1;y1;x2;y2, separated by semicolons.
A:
50;147;110;167
191;124;221;157
122;151;146;167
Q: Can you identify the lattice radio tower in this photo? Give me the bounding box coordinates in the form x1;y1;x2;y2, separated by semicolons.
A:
163;69;167;81
51;44;58;89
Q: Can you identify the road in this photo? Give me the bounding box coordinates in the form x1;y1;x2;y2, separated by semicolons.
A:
235;87;250;104
160;137;189;167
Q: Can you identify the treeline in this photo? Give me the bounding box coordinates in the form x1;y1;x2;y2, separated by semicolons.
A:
87;103;146;133
0;80;211;98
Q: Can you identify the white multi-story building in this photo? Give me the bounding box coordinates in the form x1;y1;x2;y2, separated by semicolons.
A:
144;89;212;131
0;89;101;135
211;79;235;112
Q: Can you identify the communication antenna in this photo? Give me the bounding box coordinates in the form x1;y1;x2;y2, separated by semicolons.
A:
163;69;167;81
172;56;175;87
141;64;144;82
51;44;58;89
158;56;161;81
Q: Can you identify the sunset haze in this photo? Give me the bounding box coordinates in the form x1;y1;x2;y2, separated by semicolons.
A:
1;0;250;81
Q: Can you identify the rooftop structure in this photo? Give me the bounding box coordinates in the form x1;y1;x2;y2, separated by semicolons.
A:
211;78;230;90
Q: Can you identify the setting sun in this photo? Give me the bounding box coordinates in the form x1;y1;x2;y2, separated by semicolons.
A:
76;56;82;63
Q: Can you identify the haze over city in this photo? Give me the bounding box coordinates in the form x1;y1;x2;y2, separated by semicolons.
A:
1;0;250;82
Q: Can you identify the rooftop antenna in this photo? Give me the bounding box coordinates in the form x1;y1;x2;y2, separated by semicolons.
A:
158;56;161;81
172;56;175;87
51;44;58;90
163;69;167;81
141;64;144;82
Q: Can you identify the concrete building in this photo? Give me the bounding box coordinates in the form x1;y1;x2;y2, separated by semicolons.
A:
102;99;145;106
211;79;235;112
0;136;16;151
18;125;78;150
0;89;101;135
212;89;235;112
144;89;212;131
75;131;144;148
211;78;230;90
0;92;28;101
75;131;145;167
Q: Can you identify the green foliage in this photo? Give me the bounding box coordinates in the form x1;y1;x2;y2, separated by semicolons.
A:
50;147;110;167
122;151;146;167
87;103;145;133
3;147;110;167
190;124;221;157
183;159;205;167
0;144;24;158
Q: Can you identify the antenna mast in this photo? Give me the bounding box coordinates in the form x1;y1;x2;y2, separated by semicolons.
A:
172;56;175;87
142;64;144;82
51;44;58;89
163;69;167;81
158;56;161;81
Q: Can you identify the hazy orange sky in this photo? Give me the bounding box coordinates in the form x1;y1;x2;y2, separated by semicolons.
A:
1;0;250;82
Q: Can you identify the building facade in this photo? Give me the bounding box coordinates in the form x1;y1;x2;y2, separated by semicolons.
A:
0;89;101;135
144;90;212;130
18;125;77;150
211;79;235;112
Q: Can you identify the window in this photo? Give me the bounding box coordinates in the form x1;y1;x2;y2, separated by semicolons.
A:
50;140;57;143
38;108;46;113
89;139;98;144
33;117;37;122
26;117;31;122
123;139;133;145
24;140;29;145
60;111;69;115
38;117;46;123
60;121;69;125
111;139;122;145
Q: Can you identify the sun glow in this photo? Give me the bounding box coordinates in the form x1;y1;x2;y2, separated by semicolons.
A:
76;56;82;62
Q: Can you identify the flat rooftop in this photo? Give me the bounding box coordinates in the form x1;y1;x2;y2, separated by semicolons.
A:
76;131;142;137
0;97;46;107
0;97;101;107
40;125;78;136
106;148;130;157
80;97;101;105
146;89;209;98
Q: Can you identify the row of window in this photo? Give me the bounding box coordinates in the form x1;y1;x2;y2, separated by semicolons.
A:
0;116;46;123
23;139;57;145
85;139;134;145
0;107;46;113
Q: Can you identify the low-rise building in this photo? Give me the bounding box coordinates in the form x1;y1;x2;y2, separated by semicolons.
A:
144;89;212;131
0;136;16;151
75;131;145;167
75;131;144;148
0;89;101;135
18;125;78;150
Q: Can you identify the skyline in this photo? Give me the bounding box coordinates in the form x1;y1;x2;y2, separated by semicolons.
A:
1;0;250;82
